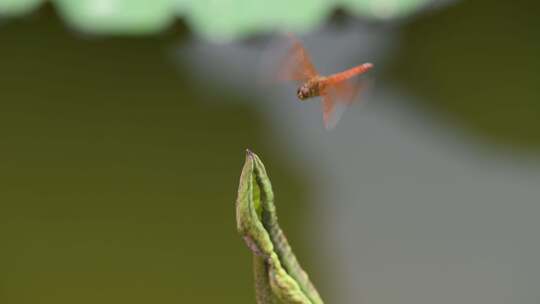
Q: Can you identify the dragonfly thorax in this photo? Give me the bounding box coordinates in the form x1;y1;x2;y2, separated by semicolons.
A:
297;79;323;101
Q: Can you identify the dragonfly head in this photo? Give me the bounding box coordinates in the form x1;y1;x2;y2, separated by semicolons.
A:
297;85;311;100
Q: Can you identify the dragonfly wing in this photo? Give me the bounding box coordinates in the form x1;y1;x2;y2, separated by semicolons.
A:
281;34;318;81
321;78;374;129
322;94;344;130
258;34;318;86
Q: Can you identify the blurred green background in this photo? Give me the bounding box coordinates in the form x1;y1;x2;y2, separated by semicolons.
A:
1;1;539;303
0;7;313;303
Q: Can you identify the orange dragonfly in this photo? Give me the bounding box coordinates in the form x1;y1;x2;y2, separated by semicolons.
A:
275;35;373;129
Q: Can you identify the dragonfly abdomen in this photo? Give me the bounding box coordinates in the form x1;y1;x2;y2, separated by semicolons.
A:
326;63;373;84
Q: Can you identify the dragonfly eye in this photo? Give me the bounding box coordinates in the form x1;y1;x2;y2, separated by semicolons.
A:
297;86;309;100
296;88;304;99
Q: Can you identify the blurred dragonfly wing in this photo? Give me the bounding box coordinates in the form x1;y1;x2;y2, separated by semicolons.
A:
257;33;319;86
322;77;374;129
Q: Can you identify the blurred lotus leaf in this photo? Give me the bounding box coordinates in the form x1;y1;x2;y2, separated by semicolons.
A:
0;0;430;39
54;0;176;34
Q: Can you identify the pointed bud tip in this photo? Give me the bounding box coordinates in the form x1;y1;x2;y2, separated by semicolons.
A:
245;148;254;157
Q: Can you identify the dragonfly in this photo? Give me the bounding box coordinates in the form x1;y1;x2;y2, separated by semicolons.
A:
274;35;374;129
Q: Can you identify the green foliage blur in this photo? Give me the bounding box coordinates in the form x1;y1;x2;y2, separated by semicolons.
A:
0;0;429;39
